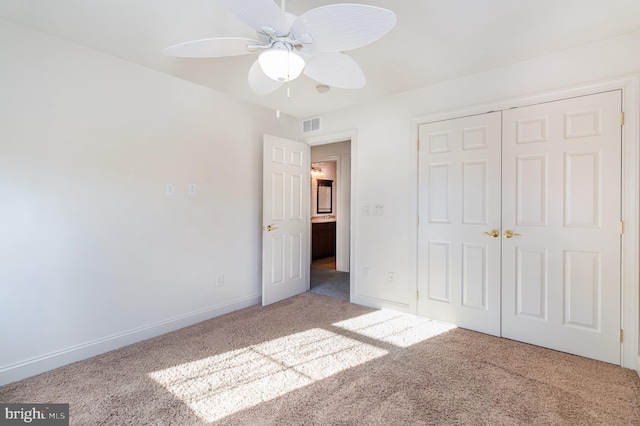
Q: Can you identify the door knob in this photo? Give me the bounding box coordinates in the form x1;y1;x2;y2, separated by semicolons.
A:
483;229;500;238
265;225;279;232
503;229;521;238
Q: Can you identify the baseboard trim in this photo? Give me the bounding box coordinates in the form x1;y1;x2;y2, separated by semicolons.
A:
351;293;410;312
0;294;261;386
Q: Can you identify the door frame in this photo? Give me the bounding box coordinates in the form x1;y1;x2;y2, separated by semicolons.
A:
305;129;357;301
411;75;640;369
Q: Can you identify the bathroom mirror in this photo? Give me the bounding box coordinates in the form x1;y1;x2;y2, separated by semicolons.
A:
317;179;333;214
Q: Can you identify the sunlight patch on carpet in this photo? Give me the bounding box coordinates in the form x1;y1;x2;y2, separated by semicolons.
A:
333;309;457;347
149;328;387;422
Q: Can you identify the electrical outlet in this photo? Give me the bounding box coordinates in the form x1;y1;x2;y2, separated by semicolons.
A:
363;205;370;216
188;183;196;195
363;267;370;279
216;274;224;287
387;271;395;283
374;205;384;216
165;183;175;196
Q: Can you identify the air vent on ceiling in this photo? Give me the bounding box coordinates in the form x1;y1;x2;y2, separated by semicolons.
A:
302;117;321;133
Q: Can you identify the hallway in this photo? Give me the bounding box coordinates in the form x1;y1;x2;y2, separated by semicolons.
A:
310;256;349;301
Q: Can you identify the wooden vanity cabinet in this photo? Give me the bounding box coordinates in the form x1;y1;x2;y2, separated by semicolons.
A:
312;221;336;260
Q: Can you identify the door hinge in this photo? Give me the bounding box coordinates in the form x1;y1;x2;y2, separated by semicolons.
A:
620;112;625;126
416;290;419;301
620;221;624;235
417;216;420;226
417;140;421;151
620;329;624;343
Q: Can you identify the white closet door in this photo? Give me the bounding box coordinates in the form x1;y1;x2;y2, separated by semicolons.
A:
501;91;622;364
417;112;502;336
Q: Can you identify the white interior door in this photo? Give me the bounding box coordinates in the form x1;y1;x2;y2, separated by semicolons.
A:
501;90;622;364
417;112;502;336
262;134;310;306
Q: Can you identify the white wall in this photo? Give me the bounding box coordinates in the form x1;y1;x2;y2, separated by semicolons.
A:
313;31;640;367
0;20;299;385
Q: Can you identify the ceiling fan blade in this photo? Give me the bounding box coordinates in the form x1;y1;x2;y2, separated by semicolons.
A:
303;52;366;89
219;0;290;36
248;60;283;95
163;37;261;57
292;4;396;52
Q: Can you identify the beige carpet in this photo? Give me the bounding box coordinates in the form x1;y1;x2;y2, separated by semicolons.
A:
2;292;640;425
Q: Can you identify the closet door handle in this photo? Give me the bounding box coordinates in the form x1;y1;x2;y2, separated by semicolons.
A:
503;229;521;238
265;225;279;232
483;229;500;238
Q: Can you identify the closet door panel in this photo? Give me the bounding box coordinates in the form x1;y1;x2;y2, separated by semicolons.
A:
418;112;502;336
501;90;622;364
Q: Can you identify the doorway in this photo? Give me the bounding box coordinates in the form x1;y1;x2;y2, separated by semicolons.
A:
309;141;351;301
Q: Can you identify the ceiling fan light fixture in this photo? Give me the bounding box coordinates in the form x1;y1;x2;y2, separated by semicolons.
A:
258;45;305;82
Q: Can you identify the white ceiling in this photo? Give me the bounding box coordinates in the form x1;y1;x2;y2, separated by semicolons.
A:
2;0;640;118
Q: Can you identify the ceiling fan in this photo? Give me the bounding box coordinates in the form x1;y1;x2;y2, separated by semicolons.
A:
163;0;396;95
